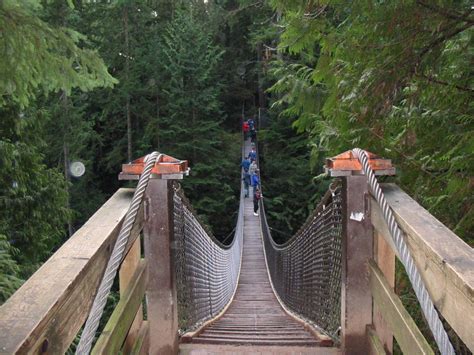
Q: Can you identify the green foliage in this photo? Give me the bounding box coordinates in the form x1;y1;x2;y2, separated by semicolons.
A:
156;6;240;236
0;0;116;108
265;1;473;351
0;235;22;303
268;0;473;245
0;108;71;273
259;110;328;242
0;0;116;294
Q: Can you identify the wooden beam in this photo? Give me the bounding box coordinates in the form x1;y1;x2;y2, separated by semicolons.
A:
369;261;434;355
367;325;386;355
92;260;147;355
143;179;178;355
373;184;474;350
120;238;144;353
372;229;395;354
130;321;149;355
340;175;373;353
0;188;142;354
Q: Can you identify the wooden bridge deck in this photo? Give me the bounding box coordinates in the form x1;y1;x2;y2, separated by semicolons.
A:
182;141;333;352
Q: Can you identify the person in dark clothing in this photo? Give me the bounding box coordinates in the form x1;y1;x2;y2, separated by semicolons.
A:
241;156;250;172
248;117;255;131
243;171;251;197
250;128;257;143
253;187;262;216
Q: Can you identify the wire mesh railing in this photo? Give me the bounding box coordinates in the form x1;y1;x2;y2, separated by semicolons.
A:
259;182;343;341
173;183;244;333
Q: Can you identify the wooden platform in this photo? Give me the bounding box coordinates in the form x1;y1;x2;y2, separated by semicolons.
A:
180;343;342;354
183;141;335;351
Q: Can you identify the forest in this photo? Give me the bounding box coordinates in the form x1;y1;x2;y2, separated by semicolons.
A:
0;0;472;352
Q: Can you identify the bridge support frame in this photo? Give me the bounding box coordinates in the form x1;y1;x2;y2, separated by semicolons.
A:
144;179;179;355
341;175;373;354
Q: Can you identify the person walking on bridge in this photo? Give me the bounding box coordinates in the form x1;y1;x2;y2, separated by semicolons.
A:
253;187;262;216
242;120;249;140
248;117;255;131
249;128;257;143
251;169;260;190
248;147;257;162
249;160;257;177
241;156;250;173
243;171;251;198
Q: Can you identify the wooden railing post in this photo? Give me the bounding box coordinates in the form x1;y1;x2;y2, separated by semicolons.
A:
143;179;178;355
119;154;188;355
326;150;395;354
340;175;373;353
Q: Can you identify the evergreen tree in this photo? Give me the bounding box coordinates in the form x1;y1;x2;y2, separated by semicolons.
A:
267;0;473;245
157;5;240;236
0;0;115;300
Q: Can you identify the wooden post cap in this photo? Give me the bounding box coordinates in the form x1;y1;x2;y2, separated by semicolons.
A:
325;150;395;177
119;154;189;180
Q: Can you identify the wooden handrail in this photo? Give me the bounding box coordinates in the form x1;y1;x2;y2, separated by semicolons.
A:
369;261;434;354
92;260;148;354
371;183;474;351
0;188;143;354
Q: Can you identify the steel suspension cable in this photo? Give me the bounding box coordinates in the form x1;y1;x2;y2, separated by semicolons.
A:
352;148;454;355
76;152;162;355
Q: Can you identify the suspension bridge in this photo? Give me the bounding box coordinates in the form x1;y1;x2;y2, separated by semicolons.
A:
0;139;472;355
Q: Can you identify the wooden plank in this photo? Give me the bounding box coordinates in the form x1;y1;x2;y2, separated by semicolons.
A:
0;188;140;354
92;260;147;355
373;229;395;354
130;321;149;355
180;343;342;355
367;325;387;355
369;260;434;355
373;184;474;350
120;238;143;353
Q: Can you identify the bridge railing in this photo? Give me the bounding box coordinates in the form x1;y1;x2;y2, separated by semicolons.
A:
258;148;472;354
0;188;147;354
328;150;473;354
259;183;343;340
0;149;245;354
174;182;244;334
0;153;192;354
368;183;473;354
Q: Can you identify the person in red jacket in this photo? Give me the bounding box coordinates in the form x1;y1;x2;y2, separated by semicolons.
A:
243;120;250;140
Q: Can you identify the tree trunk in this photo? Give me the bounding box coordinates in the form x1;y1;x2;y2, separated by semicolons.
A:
192;107;197;163
62;92;73;237
256;42;265;109
156;94;160;149
123;6;132;162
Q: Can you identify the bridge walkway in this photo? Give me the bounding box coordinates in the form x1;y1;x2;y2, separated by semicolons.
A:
185;141;331;351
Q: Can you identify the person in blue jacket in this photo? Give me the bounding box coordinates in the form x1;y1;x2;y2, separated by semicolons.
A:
248;148;257;162
241;156;250;172
251;169;260;190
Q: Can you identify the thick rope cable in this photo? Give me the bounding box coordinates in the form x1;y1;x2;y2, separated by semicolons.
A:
352;148;454;355
76;152;162;355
